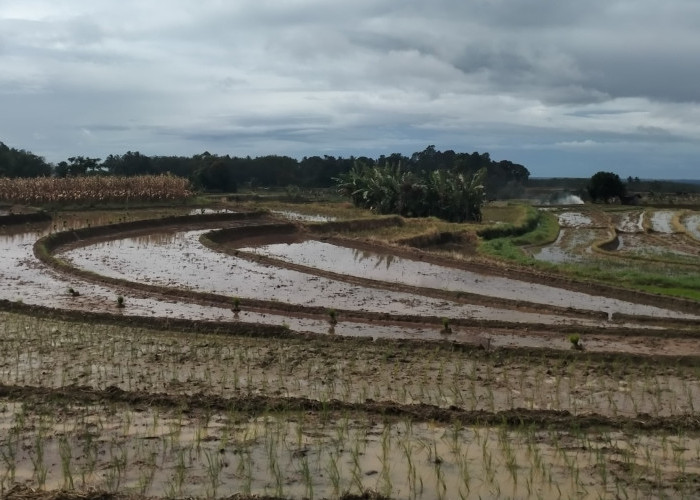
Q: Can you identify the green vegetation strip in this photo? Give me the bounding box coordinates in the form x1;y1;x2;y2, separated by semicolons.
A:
479;211;700;302
477;204;542;240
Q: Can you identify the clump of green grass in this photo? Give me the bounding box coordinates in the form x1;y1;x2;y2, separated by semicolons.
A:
568;334;583;350
441;317;452;334
328;309;338;325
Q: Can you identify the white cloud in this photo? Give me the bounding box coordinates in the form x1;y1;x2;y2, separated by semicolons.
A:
0;0;699;178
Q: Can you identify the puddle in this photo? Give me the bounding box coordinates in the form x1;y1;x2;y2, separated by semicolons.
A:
649;210;675;233
1;213;697;352
612;233;699;260
532;229;583;263
683;213;700;240
533;228;605;263
188;208;238;215
0;223;656;351
556;212;593;228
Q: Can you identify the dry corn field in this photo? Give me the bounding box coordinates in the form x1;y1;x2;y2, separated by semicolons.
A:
0;176;193;205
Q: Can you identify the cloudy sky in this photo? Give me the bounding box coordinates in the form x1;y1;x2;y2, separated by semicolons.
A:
1;1;699;179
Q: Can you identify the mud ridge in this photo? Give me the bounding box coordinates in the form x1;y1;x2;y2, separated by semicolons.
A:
2;383;699;432
2;484;389;500
0;211;52;226
2;301;699;366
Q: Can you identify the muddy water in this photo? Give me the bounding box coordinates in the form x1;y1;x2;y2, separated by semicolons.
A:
684;212;700;240
533;228;602;264
188;208;237;215
241;239;693;318
0;223;666;351
0;224;251;322
532;230;583;263
649;210;675;233
556;211;593;227
2;402;695;499
615;233;699;259
3;312;698;421
63;230;605;325
0;225;459;338
613;210;645;233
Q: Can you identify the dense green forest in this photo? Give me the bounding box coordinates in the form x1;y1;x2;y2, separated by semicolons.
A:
0;143;529;198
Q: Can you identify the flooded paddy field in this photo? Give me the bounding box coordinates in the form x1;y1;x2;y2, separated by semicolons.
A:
237;239;690;318
648;210;676;234
683;212;700;241
532;207;700;267
1;203;699;499
1;311;699;499
61;229;597;326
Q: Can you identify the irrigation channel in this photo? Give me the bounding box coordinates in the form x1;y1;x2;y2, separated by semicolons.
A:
1;207;699;499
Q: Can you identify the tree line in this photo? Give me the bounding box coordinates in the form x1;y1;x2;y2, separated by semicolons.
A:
0;143;530;198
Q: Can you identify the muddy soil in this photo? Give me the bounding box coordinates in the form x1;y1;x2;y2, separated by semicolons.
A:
610;210;645;233
2;312;698;420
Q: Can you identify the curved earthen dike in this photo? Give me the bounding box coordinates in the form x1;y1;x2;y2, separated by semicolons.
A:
32;214;699;338
204;223;699;329
1;297;699;368
2;382;699;432
305;218;700;316
203;226;608;321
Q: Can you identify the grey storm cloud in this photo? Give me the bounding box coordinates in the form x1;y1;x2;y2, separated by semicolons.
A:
1;0;699;179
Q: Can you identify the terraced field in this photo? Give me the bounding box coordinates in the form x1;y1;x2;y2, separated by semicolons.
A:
0;202;698;499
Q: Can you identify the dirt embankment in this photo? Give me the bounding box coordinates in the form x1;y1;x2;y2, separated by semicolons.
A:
3;299;699;367
2;383;699;432
0;211;52;225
